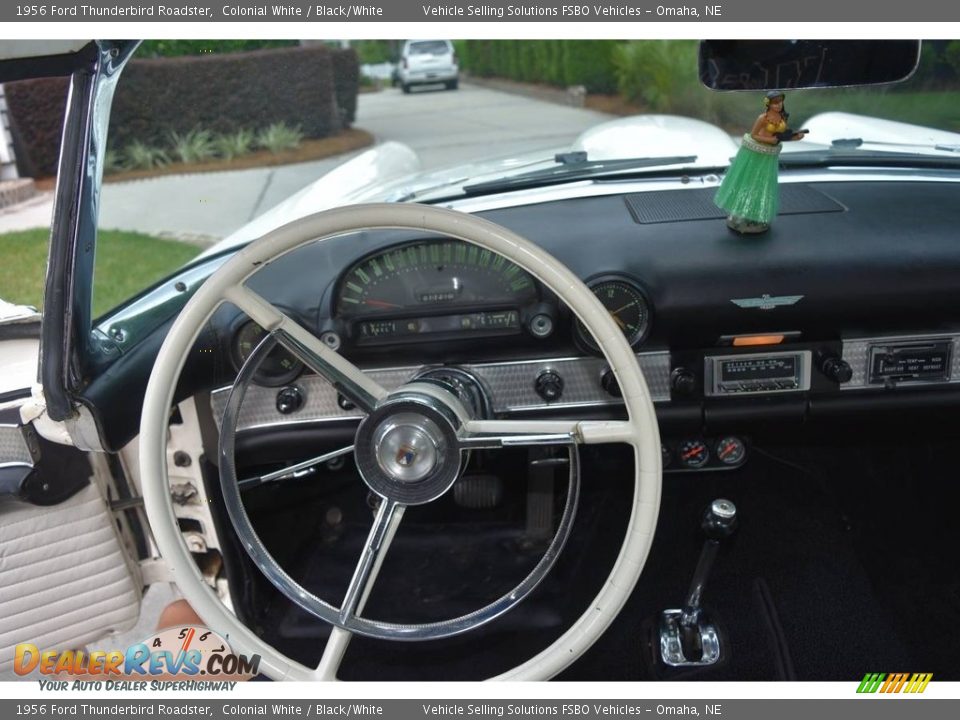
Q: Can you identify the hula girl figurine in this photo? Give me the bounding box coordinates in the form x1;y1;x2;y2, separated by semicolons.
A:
714;91;809;234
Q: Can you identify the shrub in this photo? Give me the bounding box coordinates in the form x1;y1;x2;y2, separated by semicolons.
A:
353;40;394;65
256;123;304;153
464;41;496;77
941;41;960;82
459;40;620;93
137;40;298;58
3;77;69;177
102;149;123;174
614;41;700;112
213;129;256;160
168;127;216;164
562;41;620;94
123;141;169;170
331;47;359;127
109;45;341;150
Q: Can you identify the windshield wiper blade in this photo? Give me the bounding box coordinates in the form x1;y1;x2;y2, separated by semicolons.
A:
781;148;960;168
831;137;960;153
462;155;698;195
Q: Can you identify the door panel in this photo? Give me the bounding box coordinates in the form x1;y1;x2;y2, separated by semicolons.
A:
0;400;142;676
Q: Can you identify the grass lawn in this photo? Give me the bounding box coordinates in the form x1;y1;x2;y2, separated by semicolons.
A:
0;228;201;318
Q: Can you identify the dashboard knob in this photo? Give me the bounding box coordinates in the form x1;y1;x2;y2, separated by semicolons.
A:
276;386;304;415
819;354;853;384
671;367;697;397
534;370;564;402
600;367;622;398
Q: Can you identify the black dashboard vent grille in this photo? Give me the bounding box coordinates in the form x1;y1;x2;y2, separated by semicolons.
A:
624;184;845;224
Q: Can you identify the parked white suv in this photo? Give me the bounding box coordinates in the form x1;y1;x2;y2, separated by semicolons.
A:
398;40;459;93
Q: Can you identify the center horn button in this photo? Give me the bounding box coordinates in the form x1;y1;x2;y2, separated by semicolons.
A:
372;413;441;483
353;393;464;506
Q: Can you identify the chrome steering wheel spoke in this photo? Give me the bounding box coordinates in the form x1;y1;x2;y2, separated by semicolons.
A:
461;418;636;450
225;284;386;413
339;499;405;625
238;445;356;491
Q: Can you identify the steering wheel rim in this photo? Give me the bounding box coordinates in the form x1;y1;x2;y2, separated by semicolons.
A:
140;203;661;681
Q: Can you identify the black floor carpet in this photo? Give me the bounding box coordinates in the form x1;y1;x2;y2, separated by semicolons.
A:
244;440;960;681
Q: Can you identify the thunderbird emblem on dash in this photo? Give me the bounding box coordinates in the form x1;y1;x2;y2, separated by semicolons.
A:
730;294;804;311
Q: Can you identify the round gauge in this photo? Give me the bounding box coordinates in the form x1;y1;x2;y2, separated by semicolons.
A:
232;321;304;386
678;439;710;469
715;436;747;466
576;278;650;351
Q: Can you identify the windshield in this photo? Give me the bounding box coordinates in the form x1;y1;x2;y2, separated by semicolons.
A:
3;39;958;320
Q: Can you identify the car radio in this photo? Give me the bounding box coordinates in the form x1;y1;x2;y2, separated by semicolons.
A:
705;350;811;396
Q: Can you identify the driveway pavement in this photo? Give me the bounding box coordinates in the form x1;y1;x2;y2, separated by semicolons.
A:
0;83;611;243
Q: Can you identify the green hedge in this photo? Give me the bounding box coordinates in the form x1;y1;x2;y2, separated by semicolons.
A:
6;45;360;178
353;40;396;65
331;47;359;126
108;45;342;149
562;41;619;94
4;77;69;177
458;40;620;93
137;40;299;58
613;41;699;111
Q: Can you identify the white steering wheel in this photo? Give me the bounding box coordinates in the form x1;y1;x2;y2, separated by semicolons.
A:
140;203;661;680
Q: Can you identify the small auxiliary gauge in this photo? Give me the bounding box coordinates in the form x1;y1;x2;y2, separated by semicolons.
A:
715;436;747;466
678;439;710;469
232;321;304;386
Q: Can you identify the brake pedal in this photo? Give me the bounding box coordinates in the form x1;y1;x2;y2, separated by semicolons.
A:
453;474;503;509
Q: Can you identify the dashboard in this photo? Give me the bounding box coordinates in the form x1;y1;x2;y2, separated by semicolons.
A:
85;173;960;455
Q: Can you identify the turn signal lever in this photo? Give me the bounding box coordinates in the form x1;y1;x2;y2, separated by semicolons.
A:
659;499;738;667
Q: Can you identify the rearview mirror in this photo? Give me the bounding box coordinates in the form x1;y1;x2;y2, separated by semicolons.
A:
699;40;921;91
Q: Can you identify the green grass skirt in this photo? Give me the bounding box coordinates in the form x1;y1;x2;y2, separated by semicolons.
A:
714;134;782;224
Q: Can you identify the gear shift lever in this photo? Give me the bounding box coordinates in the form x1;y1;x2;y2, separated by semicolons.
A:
659;499;738;667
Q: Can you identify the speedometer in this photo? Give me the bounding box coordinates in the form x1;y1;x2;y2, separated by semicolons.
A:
335;240;538;316
334;240;541;344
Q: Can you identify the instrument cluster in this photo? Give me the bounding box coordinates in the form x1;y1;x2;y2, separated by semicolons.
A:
228;238;656;384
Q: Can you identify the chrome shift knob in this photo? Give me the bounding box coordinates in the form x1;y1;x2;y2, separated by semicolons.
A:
702;498;738;540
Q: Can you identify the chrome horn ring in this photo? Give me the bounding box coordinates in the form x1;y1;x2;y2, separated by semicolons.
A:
218;333;581;641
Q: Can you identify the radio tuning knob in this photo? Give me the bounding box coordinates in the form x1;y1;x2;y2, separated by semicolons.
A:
671;367;697;397
535;370;564;402
818;353;853;384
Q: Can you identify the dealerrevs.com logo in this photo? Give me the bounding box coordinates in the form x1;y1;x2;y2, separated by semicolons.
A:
14;625;260;689
857;673;933;694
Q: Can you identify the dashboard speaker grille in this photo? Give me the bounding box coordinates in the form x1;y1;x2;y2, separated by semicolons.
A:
624;184;844;224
